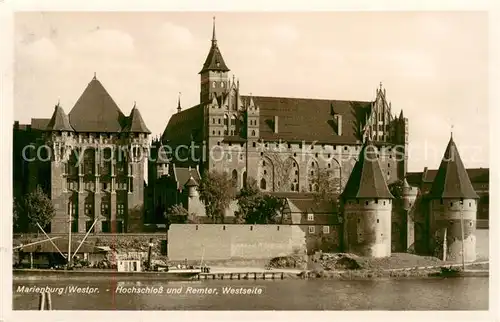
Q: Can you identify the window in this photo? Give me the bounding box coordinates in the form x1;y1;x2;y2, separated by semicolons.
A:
308;226;315;234
251;130;256;136
101;202;110;218
212;118;216;124
260;178;267;190
68;201;76;216
323;226;330;234
252;142;256;147
213;81;216;88
224;115;228;126
117;203;125;216
84;202;93;216
85;220;94;233
307;213;314;221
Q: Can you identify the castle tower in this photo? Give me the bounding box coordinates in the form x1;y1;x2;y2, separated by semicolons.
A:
402;178;418;251
45;103;75;232
185;176;199;197
427;135;479;262
341;139;394;257
199;17;230;103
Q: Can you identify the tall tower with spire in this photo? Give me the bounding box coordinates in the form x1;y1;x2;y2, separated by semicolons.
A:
427;134;479;262
341;139;394;258
199;17;230;103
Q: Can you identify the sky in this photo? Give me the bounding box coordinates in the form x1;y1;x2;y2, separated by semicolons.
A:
13;11;489;172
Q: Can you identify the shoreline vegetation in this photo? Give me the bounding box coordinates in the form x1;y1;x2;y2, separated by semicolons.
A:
13;253;489;281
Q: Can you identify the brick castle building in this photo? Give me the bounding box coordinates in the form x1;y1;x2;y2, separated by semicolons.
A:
13;19;488;262
13;75;150;233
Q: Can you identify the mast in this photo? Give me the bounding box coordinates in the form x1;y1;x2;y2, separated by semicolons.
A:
460;198;465;270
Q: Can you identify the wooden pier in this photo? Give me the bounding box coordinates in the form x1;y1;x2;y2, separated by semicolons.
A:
197;271;286;280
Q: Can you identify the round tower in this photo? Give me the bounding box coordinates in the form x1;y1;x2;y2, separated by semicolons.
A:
341;141;394;258
401;178;419;251
427;135;479;263
185;176;199;198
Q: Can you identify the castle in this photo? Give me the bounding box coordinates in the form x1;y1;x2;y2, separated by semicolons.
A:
13;19;486;262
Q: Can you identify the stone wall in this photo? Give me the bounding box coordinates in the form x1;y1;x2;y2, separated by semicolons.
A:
167;224;342;261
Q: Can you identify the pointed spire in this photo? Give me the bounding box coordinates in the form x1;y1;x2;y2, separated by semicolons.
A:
93;72;96;80
451;124;454;139
212;16;217;45
177;92;182;113
46;102;74;132
341;140;393;200
399;109;404;120
123;103;151;134
199;17;230;74
428;135;478;199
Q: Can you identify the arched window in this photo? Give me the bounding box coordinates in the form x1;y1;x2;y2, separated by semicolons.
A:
230;115;236;126
232;169;238;187
224;114;228;126
251;130;256;136
212;81;217;88
260;178;267;190
242;171;247;187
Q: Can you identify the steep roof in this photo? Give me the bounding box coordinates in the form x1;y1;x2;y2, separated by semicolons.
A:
173;166;201;190
199;19;230;74
31;118;50;130
407;167;489;185
162;104;204;145
243;95;372;144
341;140;394;200
68;77;127;132
428;136;479;199
184;176;198;187
122;106;151;134
46;104;74;131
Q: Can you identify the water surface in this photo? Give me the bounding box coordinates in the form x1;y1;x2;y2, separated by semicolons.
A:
13;277;488;310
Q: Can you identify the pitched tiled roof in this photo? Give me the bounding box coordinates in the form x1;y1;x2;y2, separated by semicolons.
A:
173;166;201;189
46;104;74;131
68;77;126;132
341;140;394;199
242;95;372;144
162;104;204;145
31;118;50;130
407;168;489;186
122;106;151;134
428;136;479;199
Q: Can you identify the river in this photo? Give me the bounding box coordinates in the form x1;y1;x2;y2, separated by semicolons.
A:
13;277;488;310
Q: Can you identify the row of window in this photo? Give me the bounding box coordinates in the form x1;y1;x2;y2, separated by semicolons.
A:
66;180;131;192
70;201;126;217
308;226;330;234
69;219;125;233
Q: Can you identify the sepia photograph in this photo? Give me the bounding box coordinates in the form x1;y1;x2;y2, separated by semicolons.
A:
7;9;491;313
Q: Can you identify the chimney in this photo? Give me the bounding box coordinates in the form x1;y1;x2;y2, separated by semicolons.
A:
336;114;343;136
274;116;279;133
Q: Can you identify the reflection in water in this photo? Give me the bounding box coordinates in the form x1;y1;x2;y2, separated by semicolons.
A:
13;277;488;310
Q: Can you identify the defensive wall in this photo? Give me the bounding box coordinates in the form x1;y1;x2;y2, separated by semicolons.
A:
167;224;342;261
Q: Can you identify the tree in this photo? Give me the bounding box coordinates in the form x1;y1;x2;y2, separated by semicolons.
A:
311;168;340;213
236;177;287;224
198;171;236;223
388;179;405;200
165;204;200;225
14;186;55;232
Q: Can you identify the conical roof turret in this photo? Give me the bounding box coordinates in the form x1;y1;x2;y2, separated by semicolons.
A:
341;139;394;200
428;135;479;199
122;103;151;134
46;103;74;131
